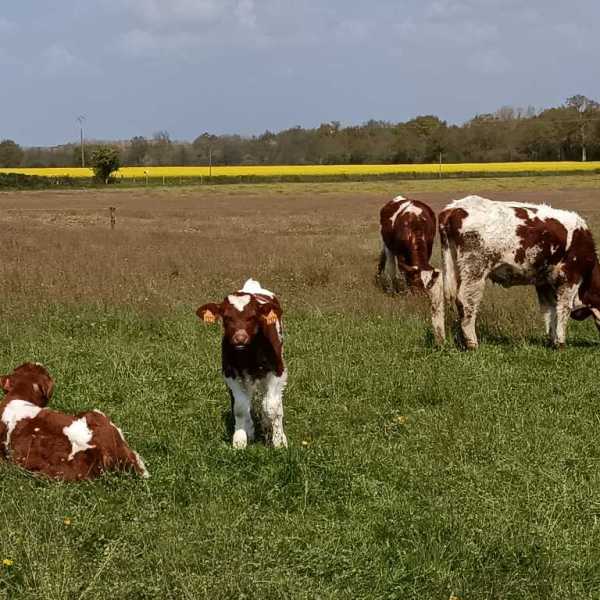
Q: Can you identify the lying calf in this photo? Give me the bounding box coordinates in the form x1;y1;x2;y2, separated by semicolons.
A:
0;362;148;480
197;279;288;449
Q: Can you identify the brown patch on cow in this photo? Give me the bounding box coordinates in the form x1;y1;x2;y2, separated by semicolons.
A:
514;216;567;266
438;207;468;246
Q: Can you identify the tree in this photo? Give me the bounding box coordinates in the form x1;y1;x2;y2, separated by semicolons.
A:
90;146;120;183
0;140;24;167
126;136;149;166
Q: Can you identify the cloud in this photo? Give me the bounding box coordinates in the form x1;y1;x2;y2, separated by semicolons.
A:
334;19;372;44
468;48;510;74
0;16;16;34
124;0;225;29
40;44;84;76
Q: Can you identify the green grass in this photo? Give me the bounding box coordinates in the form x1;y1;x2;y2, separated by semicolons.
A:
2;304;600;599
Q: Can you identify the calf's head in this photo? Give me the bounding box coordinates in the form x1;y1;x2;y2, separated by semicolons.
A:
197;294;279;349
0;362;55;407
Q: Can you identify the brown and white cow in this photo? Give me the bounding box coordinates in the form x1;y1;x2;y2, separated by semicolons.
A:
196;279;287;449
0;362;149;480
378;195;445;343
439;195;600;349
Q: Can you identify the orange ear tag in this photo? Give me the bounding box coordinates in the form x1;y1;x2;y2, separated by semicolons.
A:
203;311;216;324
264;310;278;326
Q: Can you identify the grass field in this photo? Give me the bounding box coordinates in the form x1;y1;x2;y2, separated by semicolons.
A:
2;160;600;181
2;179;600;598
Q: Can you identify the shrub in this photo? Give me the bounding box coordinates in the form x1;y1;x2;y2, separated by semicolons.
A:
90;146;121;183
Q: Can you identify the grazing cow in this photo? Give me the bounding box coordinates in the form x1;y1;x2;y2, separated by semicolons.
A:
0;362;149;480
439;195;600;349
378;195;445;343
196;279;288;449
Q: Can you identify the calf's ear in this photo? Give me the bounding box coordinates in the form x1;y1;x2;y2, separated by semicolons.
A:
571;306;592;321
0;376;11;393
196;303;222;324
258;301;281;326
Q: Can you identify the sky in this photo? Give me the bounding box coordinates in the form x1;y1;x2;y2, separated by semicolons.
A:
1;0;599;146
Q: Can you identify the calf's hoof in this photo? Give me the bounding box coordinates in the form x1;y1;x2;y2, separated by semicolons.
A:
232;430;248;449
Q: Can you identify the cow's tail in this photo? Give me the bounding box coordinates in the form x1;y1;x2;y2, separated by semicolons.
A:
439;219;458;303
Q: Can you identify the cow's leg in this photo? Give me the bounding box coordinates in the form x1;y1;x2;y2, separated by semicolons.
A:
420;269;445;344
456;273;487;349
554;284;578;348
261;370;288;448
535;284;557;343
378;246;397;292
225;377;255;448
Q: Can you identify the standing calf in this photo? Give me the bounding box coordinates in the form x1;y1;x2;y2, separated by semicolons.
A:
196;279;288;449
0;362;149;480
379;195;445;343
439;195;600;349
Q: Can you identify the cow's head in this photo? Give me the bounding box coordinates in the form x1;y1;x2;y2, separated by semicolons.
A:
571;263;600;331
196;293;279;350
0;362;55;407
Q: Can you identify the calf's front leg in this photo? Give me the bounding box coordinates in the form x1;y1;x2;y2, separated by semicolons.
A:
225;377;254;449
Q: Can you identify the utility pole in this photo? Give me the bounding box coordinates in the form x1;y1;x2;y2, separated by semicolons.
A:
77;115;86;167
578;99;588;162
209;147;212;177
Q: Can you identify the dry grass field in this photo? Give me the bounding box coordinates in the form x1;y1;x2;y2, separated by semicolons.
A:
2;177;600;599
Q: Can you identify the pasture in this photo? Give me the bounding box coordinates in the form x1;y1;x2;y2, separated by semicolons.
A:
1;178;600;599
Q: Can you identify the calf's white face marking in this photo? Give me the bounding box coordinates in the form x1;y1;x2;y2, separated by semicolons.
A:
228;294;251;312
2;400;42;449
63;417;96;461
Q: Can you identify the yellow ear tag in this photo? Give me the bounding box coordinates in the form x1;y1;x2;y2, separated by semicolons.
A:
264;310;278;326
203;311;216;324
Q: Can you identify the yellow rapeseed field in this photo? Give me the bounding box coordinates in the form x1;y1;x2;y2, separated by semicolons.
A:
1;162;600;179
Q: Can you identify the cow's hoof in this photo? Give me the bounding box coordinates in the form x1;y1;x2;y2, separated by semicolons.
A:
272;433;288;449
232;430;248;449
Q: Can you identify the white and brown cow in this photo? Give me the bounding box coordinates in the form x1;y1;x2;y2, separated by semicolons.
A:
379;195;445;343
439;195;600;349
0;362;149;480
196;279;287;449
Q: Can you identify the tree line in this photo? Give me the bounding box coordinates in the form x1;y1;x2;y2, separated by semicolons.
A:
1;95;600;169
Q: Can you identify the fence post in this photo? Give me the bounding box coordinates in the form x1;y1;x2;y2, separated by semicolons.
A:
109;206;116;230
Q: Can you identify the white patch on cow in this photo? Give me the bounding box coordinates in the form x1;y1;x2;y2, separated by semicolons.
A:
389;200;422;227
420;270;433;288
93;409;106;417
133;451;150;479
63;417;95;461
32;383;40;393
228;294;251;312
1;400;41;449
391;195;406;203
239;279;274;297
275;318;283;341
